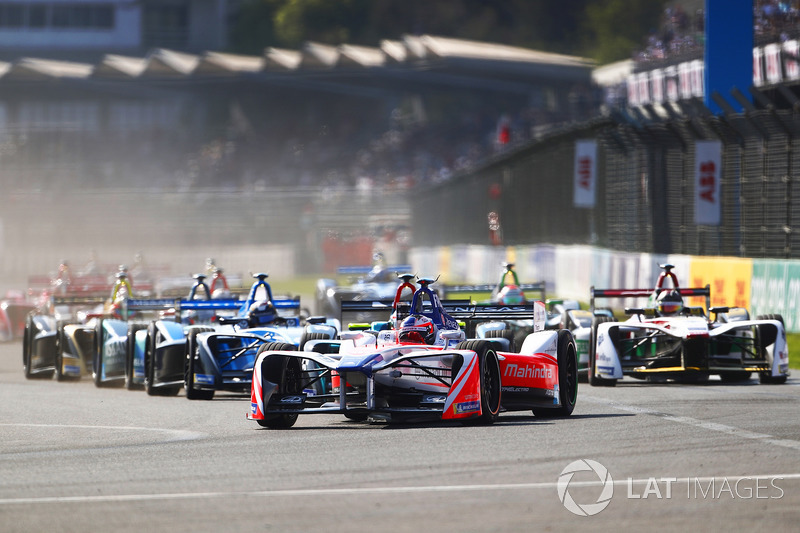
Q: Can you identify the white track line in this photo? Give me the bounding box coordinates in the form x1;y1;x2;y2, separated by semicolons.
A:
1;474;800;505
581;395;800;451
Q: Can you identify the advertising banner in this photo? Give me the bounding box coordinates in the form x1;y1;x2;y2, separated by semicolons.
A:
751;260;800;333
573;140;597;208
689;257;752;310
694;140;722;225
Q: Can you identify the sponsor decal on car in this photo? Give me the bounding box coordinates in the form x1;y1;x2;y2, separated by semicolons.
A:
504;362;553;379
193;374;215;385
454;400;480;414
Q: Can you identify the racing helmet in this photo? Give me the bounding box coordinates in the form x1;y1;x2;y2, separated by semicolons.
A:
248;299;277;326
656;290;683;316
497;284;526;305
398;314;437;344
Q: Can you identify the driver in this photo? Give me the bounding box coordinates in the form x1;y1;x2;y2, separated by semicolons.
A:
656;290;683;316
398;314;437;344
247;299;278;327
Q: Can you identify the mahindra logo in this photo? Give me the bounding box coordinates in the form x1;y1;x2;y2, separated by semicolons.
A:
504;363;553;379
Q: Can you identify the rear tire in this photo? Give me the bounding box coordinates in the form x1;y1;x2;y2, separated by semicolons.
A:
255;342;300;429
533;329;578;417
456;340;501;424
484;328;516;352
589;316;616;387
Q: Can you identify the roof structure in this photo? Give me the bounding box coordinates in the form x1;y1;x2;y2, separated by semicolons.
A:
0;34;594;85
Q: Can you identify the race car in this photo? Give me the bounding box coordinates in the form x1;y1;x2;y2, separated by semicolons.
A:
180;273;337;400
247;276;578;428
0;290;37;342
315;252;412;317
97;273;244;392
588;264;790;386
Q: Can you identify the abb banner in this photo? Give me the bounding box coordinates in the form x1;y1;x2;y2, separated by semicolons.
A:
694;140;722;226
573;140;597;208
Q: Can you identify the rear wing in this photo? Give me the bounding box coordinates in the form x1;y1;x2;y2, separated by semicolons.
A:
337;265;412;275
442;301;547;333
338;298;472;328
440;281;546;300
590;285;711;312
339;299;396;326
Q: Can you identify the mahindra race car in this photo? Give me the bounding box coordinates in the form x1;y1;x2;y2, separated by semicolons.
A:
588;264;790;386
315;253;412;317
248;276;578;428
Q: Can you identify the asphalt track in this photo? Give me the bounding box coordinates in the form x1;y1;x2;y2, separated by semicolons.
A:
1;340;799;532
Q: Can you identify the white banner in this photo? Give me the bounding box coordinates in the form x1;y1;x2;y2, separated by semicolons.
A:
573;140;597;208
694;140;722;226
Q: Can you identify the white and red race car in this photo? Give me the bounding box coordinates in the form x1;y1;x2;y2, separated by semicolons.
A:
248;276;578;428
588;264;789;386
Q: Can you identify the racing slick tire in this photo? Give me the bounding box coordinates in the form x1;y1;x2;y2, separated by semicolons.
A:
298;329;332;351
533;329;578;418
484;328;516;352
93;319;113;388
22;314;34;379
54;324;77;382
125;323;147;390
255;342;300;429
23;314;53;379
756;314;788;384
185;327;216;400
456;340;501;425
589;316;616;387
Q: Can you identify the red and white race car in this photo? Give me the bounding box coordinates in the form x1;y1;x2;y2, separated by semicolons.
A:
248;276;578;428
588;264;789;386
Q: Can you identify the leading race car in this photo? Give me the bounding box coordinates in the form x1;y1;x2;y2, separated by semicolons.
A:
588;264;790;386
247;276;578;428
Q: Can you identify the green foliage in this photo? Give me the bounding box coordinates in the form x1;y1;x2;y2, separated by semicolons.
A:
228;0;675;64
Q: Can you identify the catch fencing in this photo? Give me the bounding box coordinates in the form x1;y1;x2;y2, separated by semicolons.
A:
411;107;800;260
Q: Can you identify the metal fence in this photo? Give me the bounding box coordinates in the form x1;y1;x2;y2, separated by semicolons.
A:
412;106;800;259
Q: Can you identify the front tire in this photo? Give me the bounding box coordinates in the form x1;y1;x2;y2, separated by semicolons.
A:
125;323;146;390
589;316;616;387
756;314;788;384
255;342;300;429
456;340;501;424
185;328;215;400
533;329;578;417
92;319;110;388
